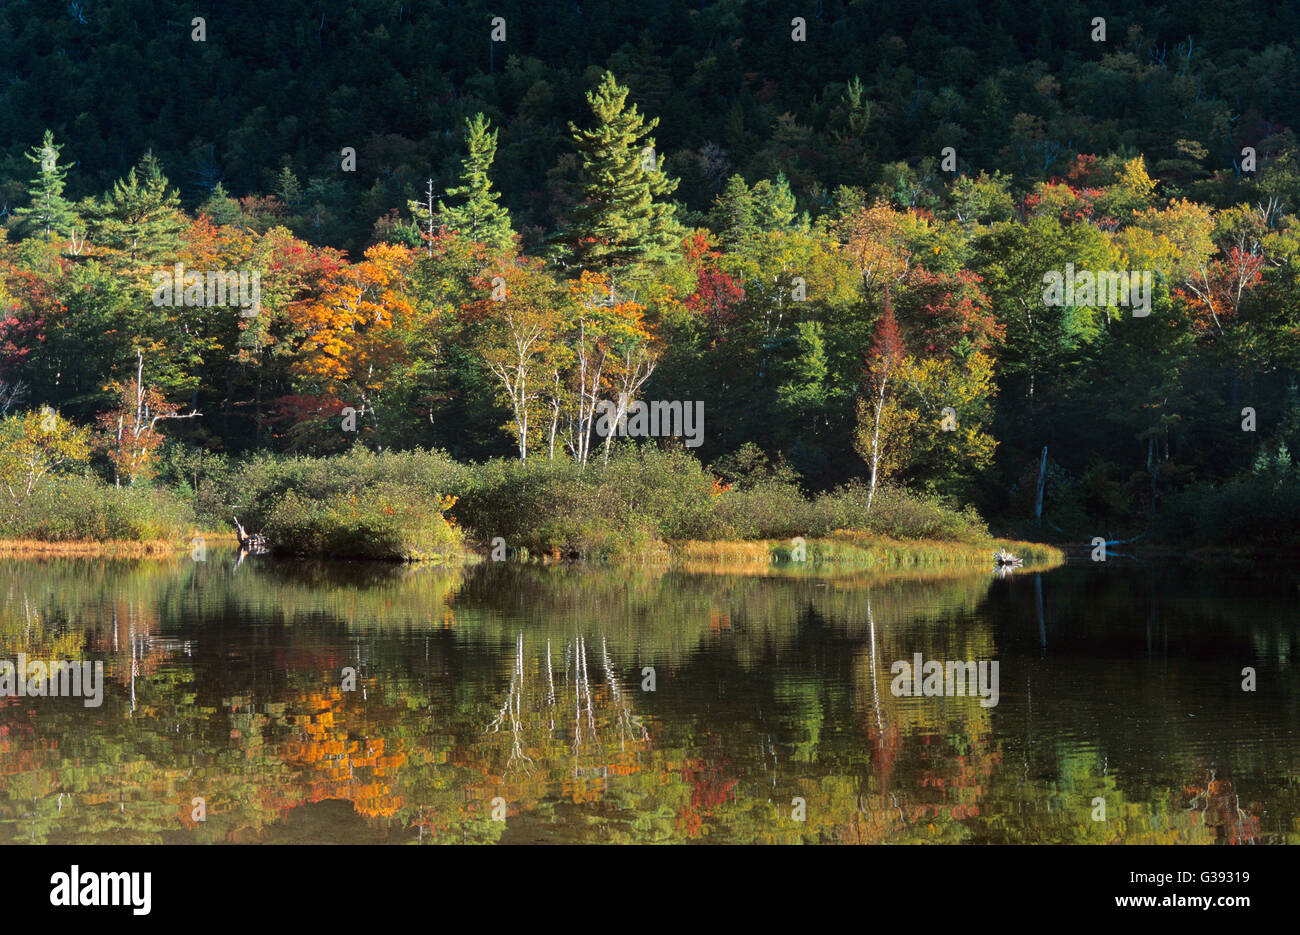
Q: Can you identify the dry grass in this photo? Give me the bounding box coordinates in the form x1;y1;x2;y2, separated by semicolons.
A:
670;534;1064;575
0;538;179;557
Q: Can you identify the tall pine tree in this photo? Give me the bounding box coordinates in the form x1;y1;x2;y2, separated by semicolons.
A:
752;171;801;231
562;72;680;273
414;113;514;254
13;130;77;239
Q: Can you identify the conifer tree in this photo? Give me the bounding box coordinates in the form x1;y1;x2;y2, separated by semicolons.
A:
82;152;186;268
710;172;802;247
563;72;680;272
710;174;758;249
752;171;800;231
416;113;514;254
275;167;303;212
13;130;77;239
199;182;243;227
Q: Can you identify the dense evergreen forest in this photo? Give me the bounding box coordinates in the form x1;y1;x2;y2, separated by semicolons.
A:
1;0;1299;548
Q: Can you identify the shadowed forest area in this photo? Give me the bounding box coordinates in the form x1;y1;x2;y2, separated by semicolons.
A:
1;0;1299;555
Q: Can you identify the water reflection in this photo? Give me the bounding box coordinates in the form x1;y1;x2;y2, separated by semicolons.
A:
0;555;1295;844
485;632;650;780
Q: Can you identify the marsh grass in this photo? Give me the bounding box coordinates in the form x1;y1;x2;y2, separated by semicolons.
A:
0;475;193;544
673;534;1064;573
0;538;177;557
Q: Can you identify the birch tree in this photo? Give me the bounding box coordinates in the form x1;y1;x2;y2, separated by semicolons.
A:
97;348;200;485
475;263;563;459
855;288;908;513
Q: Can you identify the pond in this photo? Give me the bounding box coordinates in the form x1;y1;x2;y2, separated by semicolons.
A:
0;553;1295;843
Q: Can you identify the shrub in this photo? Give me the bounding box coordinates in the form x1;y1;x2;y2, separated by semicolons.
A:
711;479;810;539
594;446;720;540
227;446;468;530
810;483;990;542
261;483;462;561
452;456;588;552
452;452;678;557
156;440;235;529
0;474;193;542
205;443;996;559
1158;467;1300;550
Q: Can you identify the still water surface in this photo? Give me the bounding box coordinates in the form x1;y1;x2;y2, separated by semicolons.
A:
1;553;1295;843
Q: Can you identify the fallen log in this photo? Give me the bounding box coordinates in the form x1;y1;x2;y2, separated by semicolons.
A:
232;516;270;555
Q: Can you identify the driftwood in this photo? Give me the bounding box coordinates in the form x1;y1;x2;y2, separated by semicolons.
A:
993;548;1023;567
232;516;270;555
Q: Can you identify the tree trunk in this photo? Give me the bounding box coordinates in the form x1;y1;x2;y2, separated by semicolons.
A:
866;374;888;514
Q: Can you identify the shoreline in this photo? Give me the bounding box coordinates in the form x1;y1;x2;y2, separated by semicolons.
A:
0;533;1065;572
0;539;179;557
16;535;1284;571
667;534;1065;572
0;533;238;558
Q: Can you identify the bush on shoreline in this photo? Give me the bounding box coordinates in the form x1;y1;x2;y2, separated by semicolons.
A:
197;444;999;560
263;484;462;561
0;440;1019;561
1155;456;1300;551
0;473;193;542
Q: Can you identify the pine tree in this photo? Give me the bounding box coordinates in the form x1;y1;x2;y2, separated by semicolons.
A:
421;113;514;254
752;172;801;231
710;174;757;249
13;130;77;239
82;152;186;268
275;167;302;212
199;182;243;227
563;72;680;272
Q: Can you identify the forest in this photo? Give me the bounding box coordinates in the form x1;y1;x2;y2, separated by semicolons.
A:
1;0;1299;555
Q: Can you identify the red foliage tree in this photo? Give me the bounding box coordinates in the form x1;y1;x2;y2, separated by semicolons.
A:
685;268;745;345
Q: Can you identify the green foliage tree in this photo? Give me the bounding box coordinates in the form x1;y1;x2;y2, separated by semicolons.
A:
420;114;515;255
563;72;681;273
751;172;801;232
0;409;91;504
12;130;77;239
81;152;186;269
710;175;758;250
198;182;242;227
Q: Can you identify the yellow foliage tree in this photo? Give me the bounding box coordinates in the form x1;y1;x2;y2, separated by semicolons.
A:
0;408;91;503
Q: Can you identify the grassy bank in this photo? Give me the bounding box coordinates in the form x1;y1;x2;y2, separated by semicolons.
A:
0;474;194;546
0;538;178;557
672;533;1064;573
210;446;1003;561
5;445;1061;566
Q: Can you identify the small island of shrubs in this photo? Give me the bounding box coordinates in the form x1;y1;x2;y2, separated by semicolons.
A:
0;411;1057;571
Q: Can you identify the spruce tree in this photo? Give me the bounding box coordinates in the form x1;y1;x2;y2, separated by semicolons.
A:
13;130;77;239
275;167;302;212
710;174;758;249
563;72;680;272
421;113;514;254
752;171;800;231
199;182;243;227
